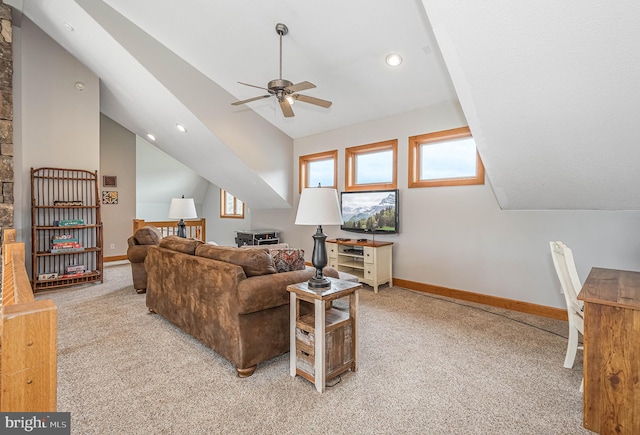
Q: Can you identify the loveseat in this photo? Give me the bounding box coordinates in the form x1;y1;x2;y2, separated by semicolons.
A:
145;236;339;377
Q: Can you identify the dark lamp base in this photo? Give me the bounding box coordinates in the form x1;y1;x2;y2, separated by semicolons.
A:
307;276;331;289
177;219;187;238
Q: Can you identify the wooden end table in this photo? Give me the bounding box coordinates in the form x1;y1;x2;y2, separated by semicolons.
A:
287;277;361;392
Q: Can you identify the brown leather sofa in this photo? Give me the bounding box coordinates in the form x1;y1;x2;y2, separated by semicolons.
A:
145;236;338;377
127;226;162;294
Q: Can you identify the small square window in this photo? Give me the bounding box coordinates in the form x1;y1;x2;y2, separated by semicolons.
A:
220;190;245;218
409;127;484;188
299;150;337;192
345;140;397;191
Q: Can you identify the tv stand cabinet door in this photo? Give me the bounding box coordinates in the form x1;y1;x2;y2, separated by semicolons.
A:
362;244;393;293
328;242;338;269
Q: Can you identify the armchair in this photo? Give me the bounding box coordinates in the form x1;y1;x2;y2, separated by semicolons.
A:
127;226;162;293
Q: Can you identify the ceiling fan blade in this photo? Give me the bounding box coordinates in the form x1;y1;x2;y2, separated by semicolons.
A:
293;94;332;108
279;99;295;117
238;81;270;91
286;81;316;93
231;94;271;106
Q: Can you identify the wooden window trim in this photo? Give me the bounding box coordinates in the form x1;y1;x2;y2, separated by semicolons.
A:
220;189;245;219
408;126;485;188
299;150;338;193
345;139;398;192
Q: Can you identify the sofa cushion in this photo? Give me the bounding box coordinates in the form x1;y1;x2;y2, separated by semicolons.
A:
134;226;162;245
195;244;276;277
271;248;305;273
159;236;202;255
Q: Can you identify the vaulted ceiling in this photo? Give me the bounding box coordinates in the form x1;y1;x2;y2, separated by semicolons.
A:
9;0;640;210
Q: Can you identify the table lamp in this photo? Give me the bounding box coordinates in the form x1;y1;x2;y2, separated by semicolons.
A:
295;186;343;289
168;195;198;238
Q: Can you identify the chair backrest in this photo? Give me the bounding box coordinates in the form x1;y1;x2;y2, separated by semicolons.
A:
550;241;584;317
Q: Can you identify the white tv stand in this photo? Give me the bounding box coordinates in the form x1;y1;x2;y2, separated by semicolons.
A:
326;239;393;293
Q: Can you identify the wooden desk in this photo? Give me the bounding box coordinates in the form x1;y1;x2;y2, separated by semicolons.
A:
287;278;361;392
578;267;640;434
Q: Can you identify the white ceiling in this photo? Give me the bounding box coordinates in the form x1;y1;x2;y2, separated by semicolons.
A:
10;0;640;210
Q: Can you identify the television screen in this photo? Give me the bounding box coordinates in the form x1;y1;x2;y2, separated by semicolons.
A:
340;189;399;234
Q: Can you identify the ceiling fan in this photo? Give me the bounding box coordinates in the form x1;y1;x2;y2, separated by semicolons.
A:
231;23;332;118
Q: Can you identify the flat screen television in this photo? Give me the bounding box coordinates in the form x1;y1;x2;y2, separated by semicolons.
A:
340;189;399;234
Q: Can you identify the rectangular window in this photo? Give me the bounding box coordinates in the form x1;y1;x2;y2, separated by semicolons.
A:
345;140;397;191
409;127;484;188
220;190;244;218
299;150;337;192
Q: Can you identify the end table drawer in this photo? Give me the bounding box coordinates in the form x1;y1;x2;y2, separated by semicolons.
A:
295;328;315;355
295;323;354;377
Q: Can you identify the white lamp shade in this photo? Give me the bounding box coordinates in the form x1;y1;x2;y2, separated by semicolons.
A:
295;188;343;226
168;197;198;220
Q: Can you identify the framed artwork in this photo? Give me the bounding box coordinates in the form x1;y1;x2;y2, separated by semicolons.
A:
102;191;118;204
103;175;117;187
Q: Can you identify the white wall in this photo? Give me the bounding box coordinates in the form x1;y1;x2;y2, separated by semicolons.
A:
13;18;100;258
201;183;250;246
100;114;136;257
135;137;209;220
135;136;250;245
252;102;640;310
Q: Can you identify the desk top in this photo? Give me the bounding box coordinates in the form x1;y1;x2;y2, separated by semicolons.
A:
286;277;361;301
578;267;640;310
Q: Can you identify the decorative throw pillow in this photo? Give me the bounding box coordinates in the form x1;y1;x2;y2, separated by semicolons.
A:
241;243;289;250
270;248;305;273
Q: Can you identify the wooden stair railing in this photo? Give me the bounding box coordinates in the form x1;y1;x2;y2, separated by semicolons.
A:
133;218;206;241
1;229;57;411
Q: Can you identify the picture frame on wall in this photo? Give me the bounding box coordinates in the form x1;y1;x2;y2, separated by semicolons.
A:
103;175;117;187
102;191;118;204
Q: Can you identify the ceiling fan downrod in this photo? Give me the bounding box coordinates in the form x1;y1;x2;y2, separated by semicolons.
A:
276;23;288;81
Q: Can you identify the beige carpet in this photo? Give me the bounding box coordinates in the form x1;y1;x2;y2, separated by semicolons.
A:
38;263;589;434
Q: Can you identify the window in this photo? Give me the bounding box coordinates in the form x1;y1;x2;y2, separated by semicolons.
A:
408;127;484;188
345;139;397;191
299;150;337;192
220;190;244;218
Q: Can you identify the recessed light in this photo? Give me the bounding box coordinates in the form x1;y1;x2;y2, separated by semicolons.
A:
146;133;156;141
64;22;74;32
176;124;187;133
75;82;84;91
385;53;403;67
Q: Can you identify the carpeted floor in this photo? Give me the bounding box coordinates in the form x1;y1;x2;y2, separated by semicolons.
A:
37;263;589;434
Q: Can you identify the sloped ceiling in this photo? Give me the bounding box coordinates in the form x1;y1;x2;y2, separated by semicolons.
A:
422;0;640;210
9;0;640;210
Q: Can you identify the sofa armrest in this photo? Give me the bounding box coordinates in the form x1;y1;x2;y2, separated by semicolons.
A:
127;244;150;263
127;236;137;248
236;267;339;315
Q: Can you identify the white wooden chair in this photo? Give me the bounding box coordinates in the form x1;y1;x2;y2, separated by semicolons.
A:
550;241;585;390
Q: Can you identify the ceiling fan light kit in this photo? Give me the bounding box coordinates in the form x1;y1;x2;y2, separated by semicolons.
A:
231;23;332;118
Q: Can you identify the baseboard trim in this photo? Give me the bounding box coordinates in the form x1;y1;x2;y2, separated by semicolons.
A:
104;255;128;263
393;278;567;321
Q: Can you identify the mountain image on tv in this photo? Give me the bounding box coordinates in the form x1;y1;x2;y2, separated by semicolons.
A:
342;192;397;231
